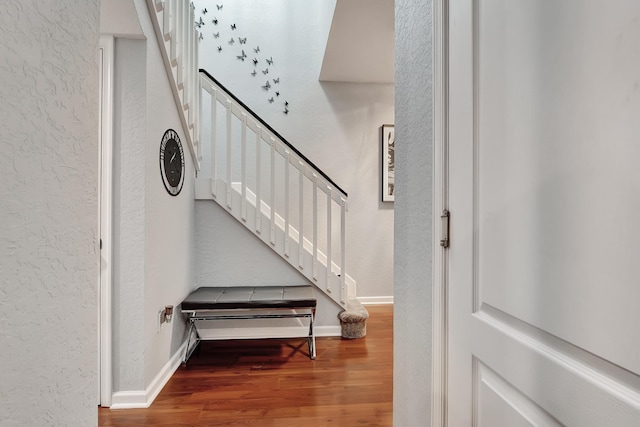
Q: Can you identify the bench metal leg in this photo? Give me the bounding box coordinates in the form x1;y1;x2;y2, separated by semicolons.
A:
183;318;201;365
308;308;316;360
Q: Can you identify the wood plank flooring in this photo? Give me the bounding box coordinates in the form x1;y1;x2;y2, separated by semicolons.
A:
99;305;393;426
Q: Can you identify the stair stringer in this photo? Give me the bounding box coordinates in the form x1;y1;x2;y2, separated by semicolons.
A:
195;178;355;309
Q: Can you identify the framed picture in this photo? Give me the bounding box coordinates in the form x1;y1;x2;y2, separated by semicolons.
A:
381;124;395;202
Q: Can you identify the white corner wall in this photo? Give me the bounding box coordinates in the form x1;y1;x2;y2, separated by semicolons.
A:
194;0;395;300
108;0;196;404
135;0;196;391
0;1;100;426
393;0;435;425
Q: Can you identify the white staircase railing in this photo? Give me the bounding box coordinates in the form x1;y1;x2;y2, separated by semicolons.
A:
146;0;354;308
147;0;201;169
197;71;353;308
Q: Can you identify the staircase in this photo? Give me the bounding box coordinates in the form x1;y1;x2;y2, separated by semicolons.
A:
146;0;355;309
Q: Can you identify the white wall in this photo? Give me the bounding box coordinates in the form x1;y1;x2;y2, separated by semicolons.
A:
136;0;196;388
107;0;197;399
194;0;395;300
195;201;341;326
112;37;147;392
393;0;435;425
0;1;100;425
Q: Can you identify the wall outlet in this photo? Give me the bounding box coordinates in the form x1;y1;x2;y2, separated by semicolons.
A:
157;305;174;332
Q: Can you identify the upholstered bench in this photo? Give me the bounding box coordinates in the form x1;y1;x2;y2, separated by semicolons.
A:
181;286;317;362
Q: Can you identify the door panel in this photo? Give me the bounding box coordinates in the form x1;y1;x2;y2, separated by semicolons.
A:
447;0;640;425
476;359;561;427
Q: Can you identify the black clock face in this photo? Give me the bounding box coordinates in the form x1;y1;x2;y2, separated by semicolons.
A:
159;129;185;196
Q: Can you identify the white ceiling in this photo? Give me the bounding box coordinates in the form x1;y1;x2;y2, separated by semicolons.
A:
319;0;395;84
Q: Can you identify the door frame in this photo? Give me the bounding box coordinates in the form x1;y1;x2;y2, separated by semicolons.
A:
432;1;449;426
99;35;114;408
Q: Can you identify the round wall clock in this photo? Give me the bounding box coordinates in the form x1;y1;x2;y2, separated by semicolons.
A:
159;129;185;196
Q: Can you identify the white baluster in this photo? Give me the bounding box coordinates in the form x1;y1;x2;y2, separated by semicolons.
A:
226;100;232;209
326;185;332;294
270;138;276;245
241;114;247;221
284;151;290;257
210;89;217;197
163;0;172;41
298;162;304;269
180;3;192;94
195;49;201;161
340;198;347;304
175;0;183;80
169;0;177;64
312;174;318;281
255;128;261;233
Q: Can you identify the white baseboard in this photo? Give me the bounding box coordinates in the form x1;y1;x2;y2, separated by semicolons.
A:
315;325;341;337
109;390;147;409
110;341;187;409
358;296;394;305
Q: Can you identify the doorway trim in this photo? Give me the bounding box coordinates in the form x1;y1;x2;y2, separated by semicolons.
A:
431;1;449;426
99;35;114;408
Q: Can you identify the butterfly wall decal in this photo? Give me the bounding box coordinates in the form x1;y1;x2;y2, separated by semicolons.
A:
268;97;274;103
217;4;223;10
212;17;218;25
266;57;273;66
283;107;289;115
262;68;269;75
275;91;280;97
252;58;258;66
230;23;236;30
228;38;235;45
262;80;271;90
239;37;247;44
213;32;220;38
273;78;279;84
251;70;257;76
202;8;208;14
254;46;260;54
236;50;247;61
195;16;204;28
217;46;222;52
199;33;203;41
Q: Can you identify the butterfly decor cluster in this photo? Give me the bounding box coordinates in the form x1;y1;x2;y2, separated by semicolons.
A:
196;3;290;115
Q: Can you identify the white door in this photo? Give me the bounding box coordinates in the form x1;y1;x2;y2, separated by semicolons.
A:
446;1;640;425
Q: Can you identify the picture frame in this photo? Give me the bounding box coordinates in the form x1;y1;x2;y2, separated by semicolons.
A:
381;124;395;202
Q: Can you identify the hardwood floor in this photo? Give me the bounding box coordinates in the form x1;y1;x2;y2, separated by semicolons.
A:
99;305;393;426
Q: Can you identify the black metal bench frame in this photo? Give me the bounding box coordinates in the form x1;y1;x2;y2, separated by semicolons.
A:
181;286;317;363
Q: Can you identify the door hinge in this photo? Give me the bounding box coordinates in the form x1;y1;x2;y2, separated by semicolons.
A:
440;210;450;249
100;239;102;250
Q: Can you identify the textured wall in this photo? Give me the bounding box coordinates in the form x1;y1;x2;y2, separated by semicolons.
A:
136;0;196;388
393;0;434;425
194;0;395;299
112;37;147;392
0;1;100;426
108;0;197;395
